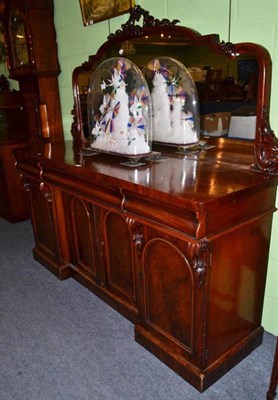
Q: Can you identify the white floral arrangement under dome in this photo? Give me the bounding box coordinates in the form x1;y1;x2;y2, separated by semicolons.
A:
87;57;153;156
143;57;200;146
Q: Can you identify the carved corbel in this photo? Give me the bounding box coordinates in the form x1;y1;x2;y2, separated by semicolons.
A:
37;162;52;204
127;218;144;257
39;182;52;204
188;239;210;288
253;110;278;174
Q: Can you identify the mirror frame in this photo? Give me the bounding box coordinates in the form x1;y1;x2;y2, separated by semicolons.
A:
71;5;278;174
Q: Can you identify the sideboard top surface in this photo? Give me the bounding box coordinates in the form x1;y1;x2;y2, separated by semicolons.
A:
15;137;278;212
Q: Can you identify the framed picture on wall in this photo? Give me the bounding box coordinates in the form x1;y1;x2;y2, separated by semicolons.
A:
79;0;135;26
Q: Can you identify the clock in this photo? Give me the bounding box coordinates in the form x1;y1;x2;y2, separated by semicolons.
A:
6;0;61;78
9;7;29;68
1;0;64;142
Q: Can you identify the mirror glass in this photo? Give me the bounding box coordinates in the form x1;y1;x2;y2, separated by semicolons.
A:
73;23;259;142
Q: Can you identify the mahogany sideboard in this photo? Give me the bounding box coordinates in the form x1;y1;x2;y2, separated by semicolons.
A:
14;137;278;392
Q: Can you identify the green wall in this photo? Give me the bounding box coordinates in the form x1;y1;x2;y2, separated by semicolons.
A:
54;0;278;335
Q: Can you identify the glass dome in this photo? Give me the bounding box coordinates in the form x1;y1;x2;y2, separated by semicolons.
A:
87;57;153;156
143;57;200;146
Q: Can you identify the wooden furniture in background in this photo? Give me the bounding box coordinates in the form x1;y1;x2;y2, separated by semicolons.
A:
2;0;64;143
0;0;63;222
0;87;29;221
267;337;278;400
0;138;29;222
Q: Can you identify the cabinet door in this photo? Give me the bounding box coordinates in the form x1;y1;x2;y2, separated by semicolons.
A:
138;226;210;366
64;194;102;285
100;209;140;321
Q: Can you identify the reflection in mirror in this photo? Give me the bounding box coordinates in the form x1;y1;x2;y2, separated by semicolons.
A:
116;38;258;139
71;5;278;174
143;56;200;146
74;36;258;141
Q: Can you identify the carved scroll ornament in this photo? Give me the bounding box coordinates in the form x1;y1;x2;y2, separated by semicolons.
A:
188;240;210;288
108;5;179;40
253;110;278;174
127;218;144;257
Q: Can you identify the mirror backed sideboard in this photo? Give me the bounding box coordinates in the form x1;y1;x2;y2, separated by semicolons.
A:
14;6;278;393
